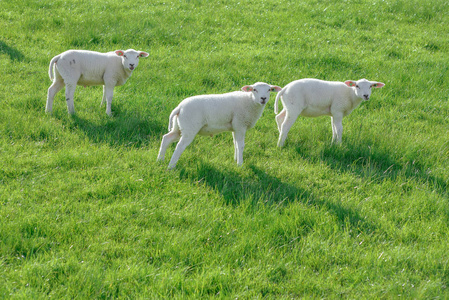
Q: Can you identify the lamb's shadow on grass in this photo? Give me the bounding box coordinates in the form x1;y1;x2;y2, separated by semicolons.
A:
301;139;448;198
181;163;378;233
54;107;164;147
0;41;25;61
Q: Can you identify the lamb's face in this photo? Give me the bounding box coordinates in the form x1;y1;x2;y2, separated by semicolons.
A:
345;79;385;101
242;82;282;105
115;49;149;71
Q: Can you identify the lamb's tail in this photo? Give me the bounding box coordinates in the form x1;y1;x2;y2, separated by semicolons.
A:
168;106;181;131
274;87;286;114
48;55;60;81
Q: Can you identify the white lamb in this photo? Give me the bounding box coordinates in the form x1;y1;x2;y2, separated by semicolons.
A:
157;82;282;169
46;49;149;116
275;78;385;146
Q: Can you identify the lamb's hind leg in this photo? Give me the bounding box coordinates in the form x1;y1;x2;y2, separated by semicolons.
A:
55;59;79;115
275;109;287;133
157;130;180;162
168;134;196;170
65;82;77;115
278;110;300;147
46;79;64;113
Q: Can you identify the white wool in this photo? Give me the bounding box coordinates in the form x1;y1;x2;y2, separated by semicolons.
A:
46;49;149;116
157;82;282;169
275;78;385;146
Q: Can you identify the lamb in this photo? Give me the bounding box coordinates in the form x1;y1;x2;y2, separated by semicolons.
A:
274;78;385;146
46;49;149;116
157;82;282;169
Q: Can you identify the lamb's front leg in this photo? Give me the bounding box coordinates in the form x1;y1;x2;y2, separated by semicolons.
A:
232;132;238;162
233;130;246;166
101;85;106;106
103;84;115;116
331;114;343;144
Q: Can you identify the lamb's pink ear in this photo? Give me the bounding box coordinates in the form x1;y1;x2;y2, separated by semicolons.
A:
115;50;125;56
345;80;357;87
241;85;254;92
271;86;282;92
371;82;385;88
139;52;149;58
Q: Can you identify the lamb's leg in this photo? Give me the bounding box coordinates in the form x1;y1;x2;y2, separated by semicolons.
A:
168;134;195;170
101;85;106;106
53;58;79;115
65;83;77;115
103;85;115;116
233;131;246;166
331;115;343;144
275;109;287;133
232;132;237;161
46;79;64;113
278;110;299;147
157;130;180;162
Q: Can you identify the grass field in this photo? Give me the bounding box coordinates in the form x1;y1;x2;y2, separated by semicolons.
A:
1;0;449;298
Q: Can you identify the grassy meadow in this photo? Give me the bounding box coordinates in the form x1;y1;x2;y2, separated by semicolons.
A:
1;0;449;298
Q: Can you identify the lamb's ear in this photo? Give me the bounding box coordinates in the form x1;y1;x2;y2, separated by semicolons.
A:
241;85;254;92
115;50;125;56
271;86;282;92
371;82;385;88
139;52;149;58
344;80;357;87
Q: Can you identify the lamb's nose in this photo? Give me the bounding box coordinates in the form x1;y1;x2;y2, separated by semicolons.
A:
261;97;267;101
364;95;369;100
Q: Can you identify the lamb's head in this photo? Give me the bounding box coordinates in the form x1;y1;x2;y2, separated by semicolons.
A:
115;49;149;71
345;79;385;101
242;82;282;105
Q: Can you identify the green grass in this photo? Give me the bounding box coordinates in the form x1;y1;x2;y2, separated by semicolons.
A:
1;0;449;298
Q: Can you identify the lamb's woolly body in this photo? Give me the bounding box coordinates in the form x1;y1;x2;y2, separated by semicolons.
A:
46;49;148;116
48;51;131;85
275;78;384;146
170;91;264;136
275;79;360;117
157;82;281;169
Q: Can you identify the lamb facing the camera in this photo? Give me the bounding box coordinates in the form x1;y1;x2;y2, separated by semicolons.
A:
46;49;149;116
157;82;282;169
274;78;385;146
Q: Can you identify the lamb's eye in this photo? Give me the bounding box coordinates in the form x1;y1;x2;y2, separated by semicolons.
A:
356;85;360;89
124;55;127;58
253;89;258;92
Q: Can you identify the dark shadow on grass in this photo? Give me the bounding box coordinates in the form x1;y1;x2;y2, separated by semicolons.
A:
53;108;165;147
296;138;448;199
180;163;378;233
0;41;25;61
